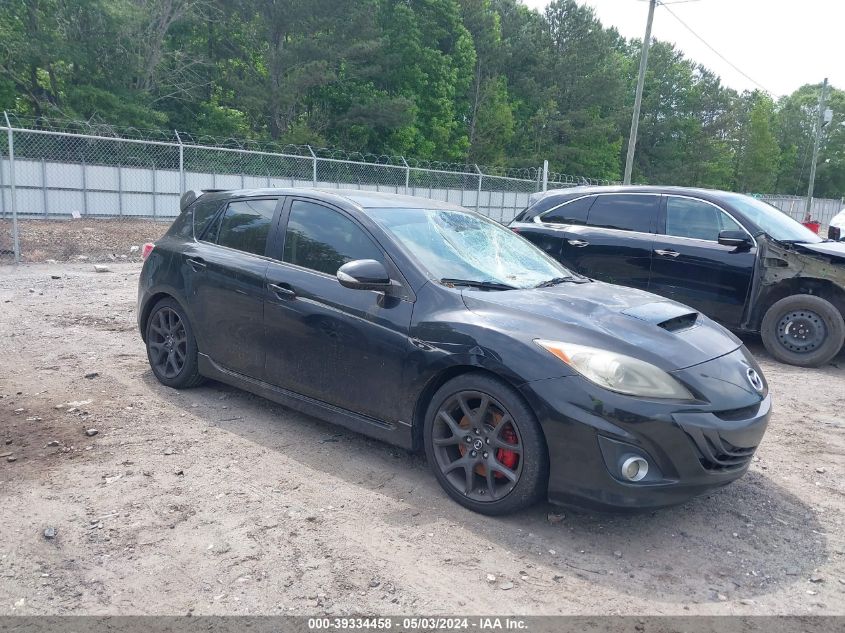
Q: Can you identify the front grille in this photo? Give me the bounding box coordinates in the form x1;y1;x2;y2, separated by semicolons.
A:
714;403;761;422
685;428;757;472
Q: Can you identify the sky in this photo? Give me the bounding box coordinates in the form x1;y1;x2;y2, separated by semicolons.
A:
520;0;843;97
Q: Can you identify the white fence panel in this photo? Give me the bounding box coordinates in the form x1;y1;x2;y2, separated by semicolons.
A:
87;165;119;191
157;169;180;194
16;159;42;187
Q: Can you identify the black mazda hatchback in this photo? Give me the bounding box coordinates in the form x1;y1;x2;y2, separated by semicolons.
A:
138;189;771;514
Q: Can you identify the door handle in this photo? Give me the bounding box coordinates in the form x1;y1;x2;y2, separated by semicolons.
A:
268;282;296;300
654;249;680;258
568;239;590;248
186;257;207;271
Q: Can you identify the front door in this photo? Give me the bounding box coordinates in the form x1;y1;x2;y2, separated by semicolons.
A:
649;195;756;328
263;198;414;424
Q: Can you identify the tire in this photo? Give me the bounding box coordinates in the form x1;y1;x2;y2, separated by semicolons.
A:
761;294;845;367
145;297;205;388
423;372;548;515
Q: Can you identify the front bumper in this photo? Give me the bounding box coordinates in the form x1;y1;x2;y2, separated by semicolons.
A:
519;347;771;510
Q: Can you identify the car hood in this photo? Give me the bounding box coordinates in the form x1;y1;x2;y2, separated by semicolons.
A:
793;240;845;263
460;280;742;371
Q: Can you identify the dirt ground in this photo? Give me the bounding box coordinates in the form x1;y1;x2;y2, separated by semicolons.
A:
0;261;843;616
0;219;169;263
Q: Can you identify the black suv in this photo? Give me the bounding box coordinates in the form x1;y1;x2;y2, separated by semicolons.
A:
511;186;845;367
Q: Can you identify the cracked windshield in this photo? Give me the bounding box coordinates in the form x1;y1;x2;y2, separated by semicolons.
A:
368;208;572;289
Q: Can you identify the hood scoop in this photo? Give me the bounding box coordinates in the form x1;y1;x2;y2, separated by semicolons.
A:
621;302;699;332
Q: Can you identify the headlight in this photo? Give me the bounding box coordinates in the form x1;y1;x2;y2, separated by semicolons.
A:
535;340;695;400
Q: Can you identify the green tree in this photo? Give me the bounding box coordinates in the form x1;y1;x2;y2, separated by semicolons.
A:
733;92;780;193
0;0;841;197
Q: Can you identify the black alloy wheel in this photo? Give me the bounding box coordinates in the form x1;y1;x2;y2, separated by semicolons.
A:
432;390;524;502
148;306;188;379
145;298;204;388
424;373;547;515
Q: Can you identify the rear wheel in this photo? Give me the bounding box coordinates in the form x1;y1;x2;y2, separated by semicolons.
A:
145;298;205;388
761;295;845;367
424;373;547;515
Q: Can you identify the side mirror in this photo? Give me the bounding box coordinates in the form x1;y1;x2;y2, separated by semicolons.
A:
337;259;393;291
718;230;751;248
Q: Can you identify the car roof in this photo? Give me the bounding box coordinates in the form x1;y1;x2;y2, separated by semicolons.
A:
529;184;741;205
196;187;466;211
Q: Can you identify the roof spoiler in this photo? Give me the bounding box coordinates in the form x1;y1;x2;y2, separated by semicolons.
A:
180;189;229;211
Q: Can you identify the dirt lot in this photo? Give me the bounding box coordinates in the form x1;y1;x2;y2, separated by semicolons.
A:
0;219;169;263
0;261;843;616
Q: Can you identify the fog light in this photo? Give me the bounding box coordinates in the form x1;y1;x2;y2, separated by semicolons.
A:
620;455;649;482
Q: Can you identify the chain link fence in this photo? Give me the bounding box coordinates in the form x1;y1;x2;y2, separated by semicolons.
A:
757;194;844;229
10;114;842;262
1;115;629;261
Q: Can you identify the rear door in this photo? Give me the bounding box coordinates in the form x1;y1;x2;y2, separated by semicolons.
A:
186;196;282;378
517;195;594;262
562;193;659;289
263;198;414;424
649;195;756;328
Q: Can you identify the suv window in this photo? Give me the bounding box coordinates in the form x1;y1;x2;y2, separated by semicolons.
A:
665;197;743;241
586;194;658;233
283;200;383;275
543;196;594;225
210;199;277;256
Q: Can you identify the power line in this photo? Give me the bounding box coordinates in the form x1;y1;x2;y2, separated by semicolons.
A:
659;3;777;95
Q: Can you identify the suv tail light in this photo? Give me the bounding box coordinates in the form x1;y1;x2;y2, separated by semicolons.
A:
141;243;155;261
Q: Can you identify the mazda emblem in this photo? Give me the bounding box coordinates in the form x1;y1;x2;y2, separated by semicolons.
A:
746;368;764;393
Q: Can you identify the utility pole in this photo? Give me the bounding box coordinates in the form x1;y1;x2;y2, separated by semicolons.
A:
623;0;656;185
805;77;828;217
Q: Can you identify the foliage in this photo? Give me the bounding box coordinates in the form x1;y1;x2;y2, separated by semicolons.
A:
0;0;841;196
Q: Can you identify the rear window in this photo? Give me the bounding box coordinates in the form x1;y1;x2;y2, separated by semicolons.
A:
587;194;658;233
543;196;594;225
212;199;277;256
527;194;574;218
192;198;224;238
167;208;194;239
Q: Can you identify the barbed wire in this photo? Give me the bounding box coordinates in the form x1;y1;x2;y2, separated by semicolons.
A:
1;113;615;185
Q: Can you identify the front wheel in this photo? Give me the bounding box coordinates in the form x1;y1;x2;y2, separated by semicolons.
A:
761;294;845;367
423;373;548;515
145;298;205;388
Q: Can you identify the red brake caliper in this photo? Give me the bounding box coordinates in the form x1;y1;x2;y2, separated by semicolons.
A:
495;423;519;477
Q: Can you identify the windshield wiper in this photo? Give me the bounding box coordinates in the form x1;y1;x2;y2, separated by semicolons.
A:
534;276;575;288
440;278;517;291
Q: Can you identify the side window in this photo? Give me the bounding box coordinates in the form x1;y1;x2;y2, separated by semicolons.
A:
587;195;658;233
283;200;383;275
718;210;744;233
192;198;224;238
213;199;277;256
167;208;194;239
665;197;742;241
543;196;594;225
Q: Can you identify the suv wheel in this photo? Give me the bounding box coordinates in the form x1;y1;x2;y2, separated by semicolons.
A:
423;373;548;515
761;295;845;367
145;298;205;388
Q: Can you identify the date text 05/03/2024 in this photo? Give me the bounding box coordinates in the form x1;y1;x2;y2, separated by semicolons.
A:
307;617;529;630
